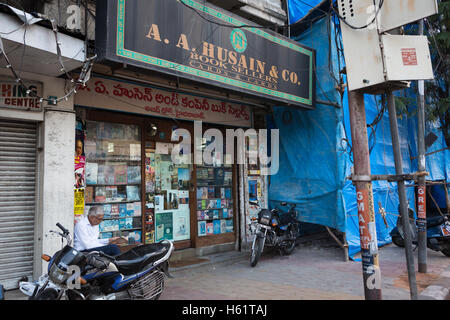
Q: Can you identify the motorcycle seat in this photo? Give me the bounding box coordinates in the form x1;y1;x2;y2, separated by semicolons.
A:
426;216;447;229
114;242;170;275
278;213;293;226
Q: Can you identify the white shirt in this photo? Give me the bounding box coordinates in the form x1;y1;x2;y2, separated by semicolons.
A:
74;216;109;251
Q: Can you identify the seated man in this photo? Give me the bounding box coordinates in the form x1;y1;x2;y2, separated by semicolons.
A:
74;206;122;256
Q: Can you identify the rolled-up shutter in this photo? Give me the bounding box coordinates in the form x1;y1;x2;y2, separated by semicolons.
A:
0;120;37;290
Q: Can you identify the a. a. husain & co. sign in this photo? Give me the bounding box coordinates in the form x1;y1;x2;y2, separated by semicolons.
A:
95;0;316;109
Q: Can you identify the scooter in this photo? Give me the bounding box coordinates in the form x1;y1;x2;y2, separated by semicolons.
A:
390;210;450;257
248;201;299;267
20;223;174;300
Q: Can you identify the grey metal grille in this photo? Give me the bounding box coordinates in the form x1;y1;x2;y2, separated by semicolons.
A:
0;120;37;290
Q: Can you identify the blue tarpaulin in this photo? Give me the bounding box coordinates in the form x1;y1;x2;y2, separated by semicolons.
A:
269;3;449;258
288;0;325;23
269;15;347;233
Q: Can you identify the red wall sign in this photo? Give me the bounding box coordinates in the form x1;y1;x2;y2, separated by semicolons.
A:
75;77;252;127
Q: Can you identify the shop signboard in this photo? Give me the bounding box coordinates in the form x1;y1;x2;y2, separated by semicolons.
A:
96;0;316;109
75;76;252;127
0;80;43;112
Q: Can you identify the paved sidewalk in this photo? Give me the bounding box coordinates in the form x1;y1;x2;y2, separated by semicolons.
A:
160;242;450;300
3;242;449;300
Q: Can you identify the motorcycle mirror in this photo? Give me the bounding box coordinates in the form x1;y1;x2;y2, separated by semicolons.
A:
41;254;51;262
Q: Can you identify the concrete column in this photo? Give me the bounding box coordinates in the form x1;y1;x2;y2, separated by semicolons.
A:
34;108;75;277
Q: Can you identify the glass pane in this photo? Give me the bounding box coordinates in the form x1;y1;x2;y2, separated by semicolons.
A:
84;120;142;245
196;138;234;237
144;142;191;244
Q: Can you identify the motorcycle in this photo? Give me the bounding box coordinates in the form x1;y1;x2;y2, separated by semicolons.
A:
390;209;450;257
248;201;299;267
21;223;174;300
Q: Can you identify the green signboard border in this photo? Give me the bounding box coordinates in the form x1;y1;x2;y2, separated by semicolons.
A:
115;0;314;106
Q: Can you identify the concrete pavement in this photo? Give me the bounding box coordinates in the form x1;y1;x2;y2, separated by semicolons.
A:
160;241;450;300
3;240;449;300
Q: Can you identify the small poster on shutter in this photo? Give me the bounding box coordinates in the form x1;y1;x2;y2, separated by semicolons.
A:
74;188;85;216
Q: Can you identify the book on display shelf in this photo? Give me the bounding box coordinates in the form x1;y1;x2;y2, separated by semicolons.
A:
222;208;228;219
119;204;127;218
127;166;141;184
85;163;98;185
225;219;233;232
133;202;142;216
213;220;221;234
126;203;135;217
198;221;206;236
85;186;94;203
103;204;112;218
96;164;105;185
111;204;119;217
126;185;140;201
206;223;214;235
114;165;128;185
94;186;106;203
220;219;227;234
105;186;118;202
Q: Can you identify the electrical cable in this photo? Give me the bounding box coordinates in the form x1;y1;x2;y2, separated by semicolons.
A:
179;0;301;31
0;4;96;104
331;0;385;30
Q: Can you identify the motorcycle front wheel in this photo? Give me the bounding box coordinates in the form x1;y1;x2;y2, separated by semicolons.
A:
281;228;297;255
441;243;450;257
250;236;264;267
30;288;60;300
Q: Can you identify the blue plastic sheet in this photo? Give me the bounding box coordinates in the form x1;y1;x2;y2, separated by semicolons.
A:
341;91;417;257
288;0;325;23
268;12;449;258
269;15;347;233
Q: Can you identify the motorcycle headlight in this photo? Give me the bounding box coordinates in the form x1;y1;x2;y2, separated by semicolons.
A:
258;209;273;226
49;263;70;285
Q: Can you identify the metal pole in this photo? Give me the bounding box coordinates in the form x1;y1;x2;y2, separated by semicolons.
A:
348;90;382;300
417;20;428;274
285;0;291;38
386;91;418;300
445;183;450;215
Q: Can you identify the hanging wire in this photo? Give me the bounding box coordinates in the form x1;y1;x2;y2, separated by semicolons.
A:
0;4;96;104
179;0;286;30
331;0;385;30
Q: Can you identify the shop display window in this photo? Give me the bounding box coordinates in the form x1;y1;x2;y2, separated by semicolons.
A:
144;142;191;244
196;139;234;237
84;120;143;245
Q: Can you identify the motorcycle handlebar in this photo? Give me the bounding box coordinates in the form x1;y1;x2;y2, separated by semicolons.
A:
56;223;69;235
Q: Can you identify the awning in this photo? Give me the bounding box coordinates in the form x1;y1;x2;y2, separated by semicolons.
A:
0;4;85;77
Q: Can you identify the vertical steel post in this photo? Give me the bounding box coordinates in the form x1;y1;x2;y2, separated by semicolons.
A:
417;20;428;273
386;91;418;300
445;183;450;215
348;91;382;300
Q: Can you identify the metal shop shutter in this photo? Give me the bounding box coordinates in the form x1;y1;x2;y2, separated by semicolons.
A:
0;120;37;290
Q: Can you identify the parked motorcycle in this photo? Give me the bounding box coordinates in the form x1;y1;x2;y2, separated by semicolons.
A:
21;223;174;300
249;201;299;267
390;209;450;257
